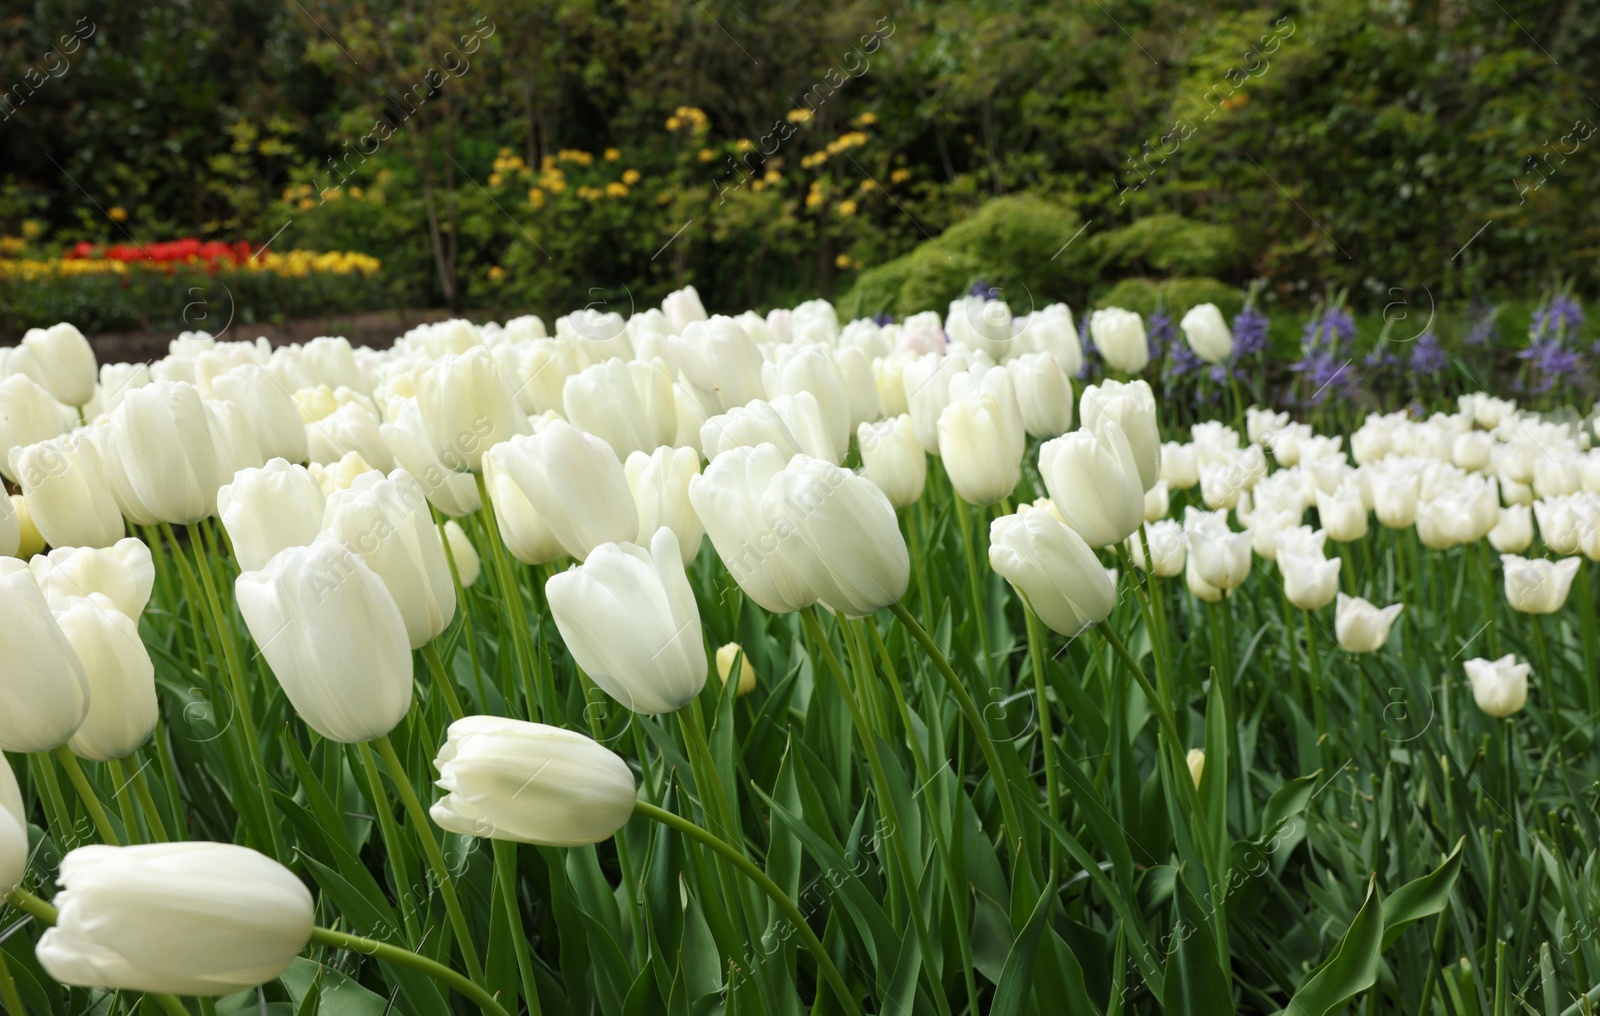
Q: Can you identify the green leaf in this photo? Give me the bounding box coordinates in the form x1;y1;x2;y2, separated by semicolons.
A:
1380;838;1464;950
1260;770;1323;842
1284;876;1383;1016
989;880;1052;1016
1161;868;1235;1015
280;957;392;1016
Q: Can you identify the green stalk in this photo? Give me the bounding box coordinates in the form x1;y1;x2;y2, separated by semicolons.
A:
1305;609;1328;761
1337;541;1357;596
635;801;863;1016
420;641;467;722
51;747;118;845
490;840;543;1016
0;940;26;1016
950;495;993;676
315;922;512;1016
1579;564;1599;715
112;765;144;845
32;754;76;849
1531;614;1555;691
1020;599;1062;875
353;743;423;945
373;735;484;982
121;754;170;842
887;601;1027;869
471;472;541;721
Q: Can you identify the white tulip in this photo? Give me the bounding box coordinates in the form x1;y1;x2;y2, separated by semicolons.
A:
209;365;309;463
1179;303;1233;363
54;593;158;760
413;347;530;472
857;415;927;509
1334;593;1404;653
989;503;1118;636
482;442;564;566
29;539;155;620
1280;549;1341;610
23;323;98;407
1315;483;1368;543
493;422;638;561
563;358;677;459
1125;519;1186;577
1089;308;1149;373
1079;379;1161;491
1464;655;1529;718
1005;352;1074;439
625;446;705;564
1186;508;1251;592
1489;505;1533;554
0;558;91;752
1160;442;1199;489
1501;554;1581;614
218;459;324;572
11;432;125;549
0;374;74;483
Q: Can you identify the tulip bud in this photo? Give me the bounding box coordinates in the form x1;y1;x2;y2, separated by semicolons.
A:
443;521;481;588
23;323;98;407
29;539;155;621
236;540;413;742
324;470;457;649
1089;308;1149;374
492;422;638;561
989;505;1117;636
1464;655;1529;718
1501;554;1580;615
548;528;707;714
413;348;529;472
8;432;122;550
1179;304;1233;364
1280;548;1341;611
54;593;158;760
109;381;223;524
716;643;758;696
1;754;23;891
209;365;309;464
938;392;1023;506
1314;484;1368;543
482;443;565;565
1370;471;1420;529
379;399;481;517
1160;442;1199;489
1125;519;1186;577
430;716;637;845
0;558;91;752
625;446;704;564
1039;419;1145;548
1005;352;1074;439
0;494;18;558
37;842;315;995
1079;380;1161;491
218;459;326;572
764;345;852;456
857;415;926;509
1185;508;1251;593
1334;593;1404;653
0;374;74;483
1488;505;1533;554
564;358;678;459
1185;748;1206;789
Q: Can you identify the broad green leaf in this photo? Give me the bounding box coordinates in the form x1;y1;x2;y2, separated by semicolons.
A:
1161;868;1235;1015
989;880;1052;1016
1284;876;1383;1016
1380;838;1464;950
1260;771;1323;842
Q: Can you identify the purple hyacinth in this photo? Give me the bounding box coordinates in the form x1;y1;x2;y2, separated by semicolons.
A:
1231;306;1269;358
1164;340;1203;380
1519;336;1582;393
1147;308;1175;359
1531;295;1584;340
1465;303;1498;346
871;312;894;327
1303;305;1357;349
1206;363;1231;384
1291;348;1353;404
970;278;999;301
1410;333;1446;376
1364;347;1397;370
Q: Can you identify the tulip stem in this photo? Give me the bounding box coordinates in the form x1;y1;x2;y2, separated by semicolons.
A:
471;472;541;721
121;754;170;842
2;889;192;1016
886;602;1027;869
420;642;467;722
950;496;994;678
372;735;484;983
1531;613;1556;691
0;947;24;1016
1020;600;1062;875
435;514;491;709
490;840;543;1016
634;801;863;1016
352;743;424;946
310;924;512;1016
51;747;119;845
1304;608;1329;764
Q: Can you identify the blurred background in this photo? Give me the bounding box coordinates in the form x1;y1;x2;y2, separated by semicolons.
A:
1;0;1596;347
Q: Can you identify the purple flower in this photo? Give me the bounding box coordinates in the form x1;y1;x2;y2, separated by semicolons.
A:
1291;348;1353;404
1465;303;1498;346
1206;363;1231;385
1364;347;1397;370
1077;314;1097;378
871;312;895;327
1519;336;1581;393
1303;305;1357;349
1164;341;1203;380
1531;295;1584;340
1147;308;1175;359
969;278;999;301
1410;333;1446;376
1232;307;1269;358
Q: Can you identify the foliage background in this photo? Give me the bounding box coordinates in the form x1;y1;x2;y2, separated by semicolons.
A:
2;0;1598;322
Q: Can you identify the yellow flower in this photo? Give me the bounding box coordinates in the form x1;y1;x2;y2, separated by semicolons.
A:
737;138;753;152
349;187;364;199
854;112;878;126
322;187;342;202
605;181;629;198
20;220;41;238
657;193;672;205
298;197;316;211
837;200;857;216
0;237;25;256
804;191;823;209
666;116;683;131
858;179;878;192
764;170;781;184
108;206;128;223
377;169;392;183
528;188;545;209
787;108;813;123
488;173;503;187
604;147;621;161
890;168;912;183
488;266;506;282
622;169;641;185
835;253;854;269
498;146;513;157
751;180;765;192
698;148;715;162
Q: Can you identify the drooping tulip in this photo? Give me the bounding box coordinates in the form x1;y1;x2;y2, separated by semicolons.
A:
492;422;638;561
625;446;704;564
323;469;458;649
1280;548;1341;611
857;415;926;509
1464;655;1529;718
108;381;223;524
1039;419;1145;548
23;323;98;407
29;539;156;621
218;459;326;572
430;716;637;845
36;842;315;995
716;643;758;696
1334;594;1404;653
1089;308;1149;374
1079;379;1161;491
989;504;1117;636
547;527;707;714
1179;304;1233;364
0;558;91;752
1501;554;1581;615
54;593;158;761
11;432;125;549
235;540;413;742
413;347;529;472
